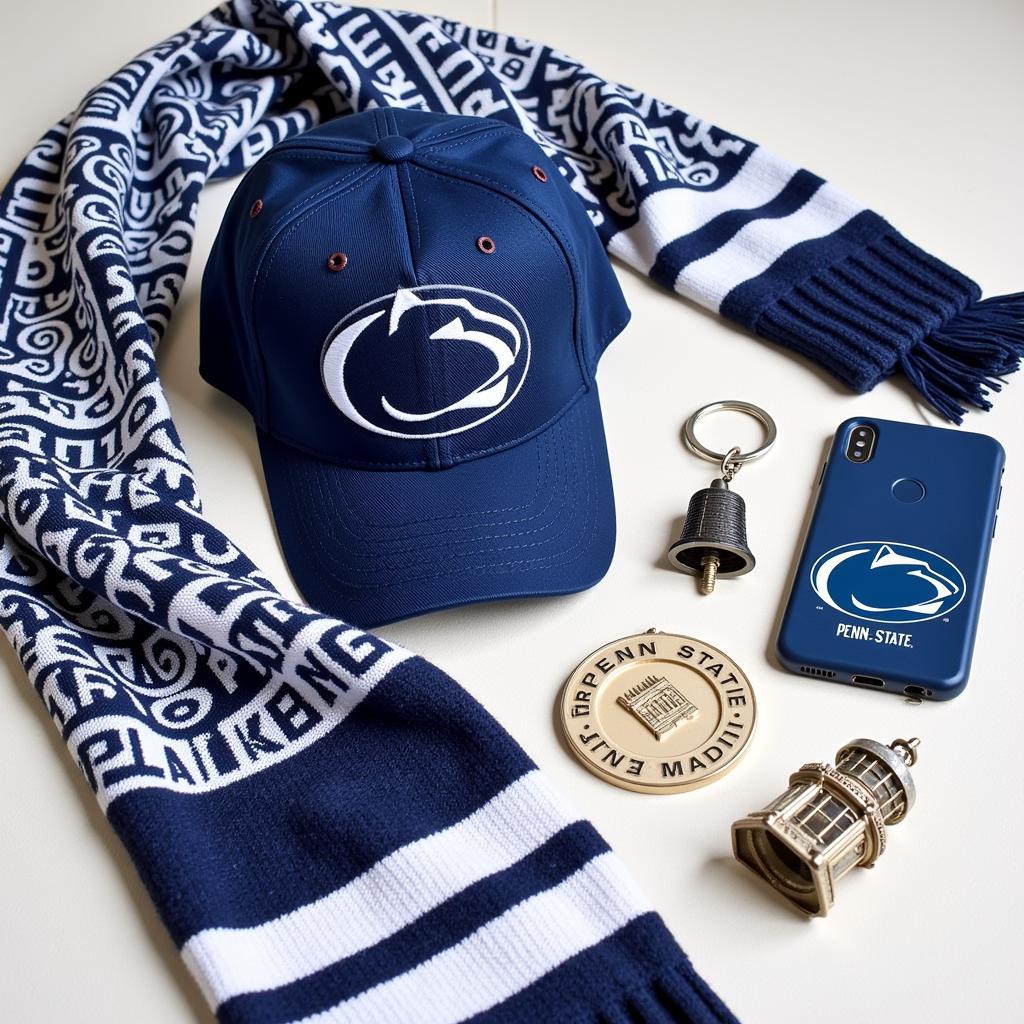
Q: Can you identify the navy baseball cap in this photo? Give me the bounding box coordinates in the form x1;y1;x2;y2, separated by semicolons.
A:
201;108;629;627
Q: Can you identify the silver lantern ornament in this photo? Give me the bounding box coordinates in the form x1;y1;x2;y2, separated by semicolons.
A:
731;737;919;917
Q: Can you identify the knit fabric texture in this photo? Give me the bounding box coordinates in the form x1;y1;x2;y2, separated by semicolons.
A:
0;1;1020;1021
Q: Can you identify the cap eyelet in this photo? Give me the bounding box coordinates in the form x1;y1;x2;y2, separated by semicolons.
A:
249;198;264;218
531;165;548;183
476;235;496;255
326;252;348;272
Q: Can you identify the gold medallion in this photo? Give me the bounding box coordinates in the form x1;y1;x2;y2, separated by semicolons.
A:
558;629;756;793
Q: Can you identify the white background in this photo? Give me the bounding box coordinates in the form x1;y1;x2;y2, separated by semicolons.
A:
1;1;1022;1021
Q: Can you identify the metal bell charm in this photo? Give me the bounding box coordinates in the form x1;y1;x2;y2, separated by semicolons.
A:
668;476;755;594
673;400;776;595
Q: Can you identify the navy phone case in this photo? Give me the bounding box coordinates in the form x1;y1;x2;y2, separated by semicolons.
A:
777;417;1004;700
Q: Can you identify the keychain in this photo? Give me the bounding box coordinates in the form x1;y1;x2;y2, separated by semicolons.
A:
668;400;777;594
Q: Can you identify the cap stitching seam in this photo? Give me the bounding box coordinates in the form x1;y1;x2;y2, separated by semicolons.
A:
392;161;438;466
594;308;631;357
412;155;588;386
417;120;513;148
457;385;585;460
402;164;423;253
280;404;583;540
422;126;518;154
416;151;573;253
231;159;376;415
291;435;582;569
403;166;449;468
252;150;371;163
250;167;381;427
261;382;586;468
259;121;507;162
291;428;560;550
281;406;600;583
410;164;573;311
299;417;597;580
408;164;577;459
326;429;549;532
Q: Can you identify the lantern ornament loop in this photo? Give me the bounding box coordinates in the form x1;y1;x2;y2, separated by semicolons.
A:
732;737;920;917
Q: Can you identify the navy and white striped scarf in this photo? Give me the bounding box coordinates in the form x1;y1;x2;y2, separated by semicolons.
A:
0;2;1019;1021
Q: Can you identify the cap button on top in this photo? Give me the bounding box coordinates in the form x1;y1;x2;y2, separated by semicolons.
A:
373;135;415;163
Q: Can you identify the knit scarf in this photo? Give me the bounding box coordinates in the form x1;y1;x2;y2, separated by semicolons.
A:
0;2;1019;1022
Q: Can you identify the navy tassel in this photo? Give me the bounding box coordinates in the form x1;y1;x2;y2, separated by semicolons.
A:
900;292;1024;423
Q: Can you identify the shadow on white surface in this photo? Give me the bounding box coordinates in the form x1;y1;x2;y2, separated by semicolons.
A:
701;853;809;919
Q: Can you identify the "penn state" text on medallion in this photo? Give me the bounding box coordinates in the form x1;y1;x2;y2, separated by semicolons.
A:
558;630;757;794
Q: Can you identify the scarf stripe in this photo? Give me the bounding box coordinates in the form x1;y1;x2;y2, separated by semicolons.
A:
218;822;611;1023
648;168;826;289
605;144;788;270
293;851;651;1024
682;180;866;309
182;769;579;1006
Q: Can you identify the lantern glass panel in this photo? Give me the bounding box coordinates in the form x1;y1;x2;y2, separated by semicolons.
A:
835;748;908;822
796;791;858;849
766;785;804;814
831;836;867;880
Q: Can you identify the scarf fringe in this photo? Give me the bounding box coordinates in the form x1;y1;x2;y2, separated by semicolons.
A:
900;291;1024;423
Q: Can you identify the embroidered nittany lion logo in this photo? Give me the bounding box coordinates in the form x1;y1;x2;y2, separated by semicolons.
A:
811;541;966;623
321;285;530;439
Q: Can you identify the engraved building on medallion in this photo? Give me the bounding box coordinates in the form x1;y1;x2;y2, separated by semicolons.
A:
617;675;698;739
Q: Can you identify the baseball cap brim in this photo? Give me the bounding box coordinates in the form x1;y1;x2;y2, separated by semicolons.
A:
256;391;615;628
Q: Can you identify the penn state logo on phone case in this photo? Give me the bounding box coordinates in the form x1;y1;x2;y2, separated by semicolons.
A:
810;541;966;623
321;284;530;439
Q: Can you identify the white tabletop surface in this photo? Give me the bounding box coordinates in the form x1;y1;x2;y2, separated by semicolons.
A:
2;2;1022;1022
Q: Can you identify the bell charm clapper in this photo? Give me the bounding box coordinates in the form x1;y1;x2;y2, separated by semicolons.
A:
669;401;776;595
